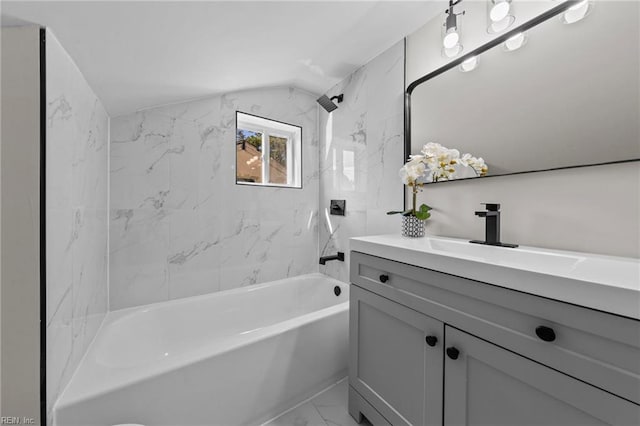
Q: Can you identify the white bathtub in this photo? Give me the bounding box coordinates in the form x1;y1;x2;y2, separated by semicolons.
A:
54;273;349;426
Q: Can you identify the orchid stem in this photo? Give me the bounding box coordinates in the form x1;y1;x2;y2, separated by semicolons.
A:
412;186;417;216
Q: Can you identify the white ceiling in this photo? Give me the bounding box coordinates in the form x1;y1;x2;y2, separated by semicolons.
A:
2;1;444;117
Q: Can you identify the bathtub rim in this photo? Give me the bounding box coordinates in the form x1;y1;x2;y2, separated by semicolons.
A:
109;272;344;317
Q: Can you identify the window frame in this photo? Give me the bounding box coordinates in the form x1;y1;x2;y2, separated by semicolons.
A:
235;111;302;189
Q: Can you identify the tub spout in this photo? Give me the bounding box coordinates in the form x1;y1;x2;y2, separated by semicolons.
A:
319;252;344;265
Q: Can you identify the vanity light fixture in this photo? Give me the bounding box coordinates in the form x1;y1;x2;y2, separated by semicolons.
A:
562;0;592;25
459;56;478;72
503;32;527;51
442;0;465;58
487;0;515;34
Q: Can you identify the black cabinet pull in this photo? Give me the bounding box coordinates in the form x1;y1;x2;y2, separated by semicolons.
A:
535;326;556;342
379;274;389;283
446;347;460;360
425;336;438;347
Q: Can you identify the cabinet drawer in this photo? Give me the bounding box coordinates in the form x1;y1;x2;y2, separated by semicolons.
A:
351;251;640;404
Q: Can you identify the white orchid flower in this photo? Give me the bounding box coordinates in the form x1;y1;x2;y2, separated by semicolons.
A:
459;153;473;167
399;157;427;185
400;142;488;184
394;141;487;219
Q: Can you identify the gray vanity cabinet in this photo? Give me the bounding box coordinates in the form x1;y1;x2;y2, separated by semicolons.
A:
349;285;443;426
348;251;640;426
445;326;638;426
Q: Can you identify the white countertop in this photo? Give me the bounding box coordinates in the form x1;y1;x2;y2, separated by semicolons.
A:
350;234;640;320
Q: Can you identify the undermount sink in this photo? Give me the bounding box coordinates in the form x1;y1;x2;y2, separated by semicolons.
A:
427;237;585;274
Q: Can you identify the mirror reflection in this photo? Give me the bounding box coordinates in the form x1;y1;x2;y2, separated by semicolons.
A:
410;1;639;182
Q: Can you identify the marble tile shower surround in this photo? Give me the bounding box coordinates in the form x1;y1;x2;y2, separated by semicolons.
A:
110;87;319;309
45;30;109;423
319;40;405;283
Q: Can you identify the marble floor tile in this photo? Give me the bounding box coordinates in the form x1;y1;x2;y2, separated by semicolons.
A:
265;379;371;426
309;379;349;409
311;381;361;426
266;401;328;426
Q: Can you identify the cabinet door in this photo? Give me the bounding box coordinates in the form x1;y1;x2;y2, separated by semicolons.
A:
349;285;443;426
444;326;640;426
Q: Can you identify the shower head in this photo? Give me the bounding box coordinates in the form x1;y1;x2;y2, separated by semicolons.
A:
317;94;344;113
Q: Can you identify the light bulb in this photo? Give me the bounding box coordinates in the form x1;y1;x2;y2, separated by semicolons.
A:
489;18;511;34
443;31;460;49
443;44;463;58
459;56;478;72
490;1;510;22
563;0;590;24
569;0;588;11
504;32;525;51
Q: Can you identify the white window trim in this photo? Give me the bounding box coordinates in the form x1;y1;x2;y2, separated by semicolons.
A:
237;112;301;188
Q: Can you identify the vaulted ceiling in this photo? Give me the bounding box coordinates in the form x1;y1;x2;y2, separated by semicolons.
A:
2;1;443;116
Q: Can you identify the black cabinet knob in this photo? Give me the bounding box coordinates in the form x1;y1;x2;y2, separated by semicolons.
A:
379;274;389;283
425;336;438;347
446;347;460;360
535;326;556;342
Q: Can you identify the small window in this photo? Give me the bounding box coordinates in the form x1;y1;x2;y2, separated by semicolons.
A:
236;112;302;188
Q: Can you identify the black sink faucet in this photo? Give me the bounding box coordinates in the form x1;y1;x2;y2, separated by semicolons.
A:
470;203;518;248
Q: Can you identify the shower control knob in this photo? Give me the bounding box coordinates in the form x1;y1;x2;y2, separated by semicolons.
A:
446;347;460;360
535;326;556;342
425;336;438;347
379;274;389;283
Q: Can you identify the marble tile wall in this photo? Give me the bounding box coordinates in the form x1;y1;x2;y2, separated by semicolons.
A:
110;87;319;309
319;41;405;282
45;30;109;421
